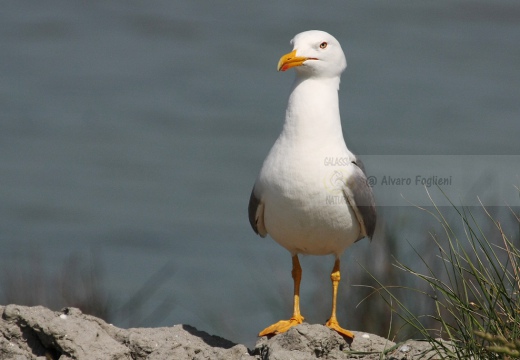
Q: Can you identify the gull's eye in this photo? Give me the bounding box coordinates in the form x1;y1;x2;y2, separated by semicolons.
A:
319;42;328;49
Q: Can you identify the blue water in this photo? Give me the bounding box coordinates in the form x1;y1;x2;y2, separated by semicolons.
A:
1;0;519;347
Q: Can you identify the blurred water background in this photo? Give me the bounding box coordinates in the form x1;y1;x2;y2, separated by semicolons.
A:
1;0;519;347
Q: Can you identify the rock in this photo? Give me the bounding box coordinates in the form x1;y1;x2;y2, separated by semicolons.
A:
0;304;450;359
385;339;455;360
255;324;348;360
255;325;396;359
0;305;252;360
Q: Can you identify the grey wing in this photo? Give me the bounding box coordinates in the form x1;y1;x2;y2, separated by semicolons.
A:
352;156;367;174
343;160;377;240
248;187;267;237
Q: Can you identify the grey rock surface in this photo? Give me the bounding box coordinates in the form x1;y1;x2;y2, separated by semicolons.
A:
0;305;251;360
255;325;396;360
1;305;446;359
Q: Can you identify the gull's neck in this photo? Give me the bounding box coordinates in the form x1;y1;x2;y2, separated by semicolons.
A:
280;76;345;148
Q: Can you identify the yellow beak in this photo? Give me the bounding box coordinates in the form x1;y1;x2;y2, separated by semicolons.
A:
277;49;310;72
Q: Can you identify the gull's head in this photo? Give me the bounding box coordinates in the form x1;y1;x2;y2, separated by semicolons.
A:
277;30;347;78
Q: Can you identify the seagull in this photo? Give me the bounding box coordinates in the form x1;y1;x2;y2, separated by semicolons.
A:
248;30;376;340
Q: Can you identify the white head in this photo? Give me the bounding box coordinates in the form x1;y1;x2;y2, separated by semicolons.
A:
277;30;347;79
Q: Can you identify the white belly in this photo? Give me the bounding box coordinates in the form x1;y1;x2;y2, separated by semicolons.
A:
264;193;360;256
257;143;361;256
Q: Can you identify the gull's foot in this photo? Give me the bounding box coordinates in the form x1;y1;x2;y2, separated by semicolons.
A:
325;318;355;341
258;314;304;337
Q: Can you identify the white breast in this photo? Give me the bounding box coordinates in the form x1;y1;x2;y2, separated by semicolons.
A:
256;137;361;256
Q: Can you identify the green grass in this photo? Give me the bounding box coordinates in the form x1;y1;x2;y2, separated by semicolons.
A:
370;189;520;358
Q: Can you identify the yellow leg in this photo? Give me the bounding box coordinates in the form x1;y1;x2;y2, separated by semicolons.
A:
259;255;304;336
325;258;355;340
